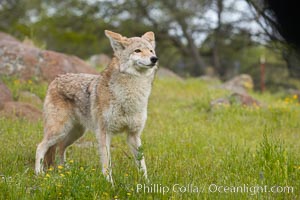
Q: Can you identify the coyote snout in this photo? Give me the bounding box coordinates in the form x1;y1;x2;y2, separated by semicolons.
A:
150;56;158;65
35;30;158;184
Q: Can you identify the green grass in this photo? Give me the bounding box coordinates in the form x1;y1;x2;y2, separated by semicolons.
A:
1;78;300;199
1;76;48;101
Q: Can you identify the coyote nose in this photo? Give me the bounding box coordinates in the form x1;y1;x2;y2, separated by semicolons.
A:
150;56;158;64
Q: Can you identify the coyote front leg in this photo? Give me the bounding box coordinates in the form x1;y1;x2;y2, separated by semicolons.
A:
97;127;113;184
127;134;148;181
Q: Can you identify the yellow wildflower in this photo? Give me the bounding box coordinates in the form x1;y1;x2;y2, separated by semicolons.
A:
284;97;289;102
14;79;20;85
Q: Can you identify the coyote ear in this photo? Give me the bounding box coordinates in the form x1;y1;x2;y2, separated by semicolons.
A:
142;31;155;48
105;30;129;54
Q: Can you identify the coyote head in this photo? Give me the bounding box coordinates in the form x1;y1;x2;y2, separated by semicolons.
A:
105;30;158;76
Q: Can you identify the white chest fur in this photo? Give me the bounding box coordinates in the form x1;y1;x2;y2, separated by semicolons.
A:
104;73;153;134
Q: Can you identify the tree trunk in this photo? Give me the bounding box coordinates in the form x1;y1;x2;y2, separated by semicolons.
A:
212;0;223;76
179;18;206;76
186;32;206;75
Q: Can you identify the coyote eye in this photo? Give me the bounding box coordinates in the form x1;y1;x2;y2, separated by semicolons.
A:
150;50;153;53
134;49;141;53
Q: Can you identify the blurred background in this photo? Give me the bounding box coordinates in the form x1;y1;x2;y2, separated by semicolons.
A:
1;0;300;92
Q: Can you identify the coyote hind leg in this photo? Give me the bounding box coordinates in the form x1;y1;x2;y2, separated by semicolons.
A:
35;115;73;174
44;144;57;167
57;123;85;164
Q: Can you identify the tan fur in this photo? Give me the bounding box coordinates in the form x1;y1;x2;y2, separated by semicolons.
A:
35;30;158;184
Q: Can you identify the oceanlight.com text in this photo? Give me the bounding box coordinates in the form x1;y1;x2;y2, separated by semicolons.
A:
136;183;294;195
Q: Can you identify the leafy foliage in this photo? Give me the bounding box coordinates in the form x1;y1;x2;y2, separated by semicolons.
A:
0;0;296;84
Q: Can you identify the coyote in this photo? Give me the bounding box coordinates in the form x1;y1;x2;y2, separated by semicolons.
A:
35;30;158;184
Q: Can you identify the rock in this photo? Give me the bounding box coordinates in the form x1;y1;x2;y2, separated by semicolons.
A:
230;93;261;106
287;89;300;101
0;32;98;82
211;92;261;108
221;74;254;94
89;54;111;68
0;81;13;109
156;67;183;81
18;91;43;108
0;102;42;121
198;75;220;83
210;98;231;107
39;51;97;82
0;32;19;43
204;66;216;77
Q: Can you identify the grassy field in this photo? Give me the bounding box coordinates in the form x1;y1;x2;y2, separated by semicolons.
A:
1;78;300;199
